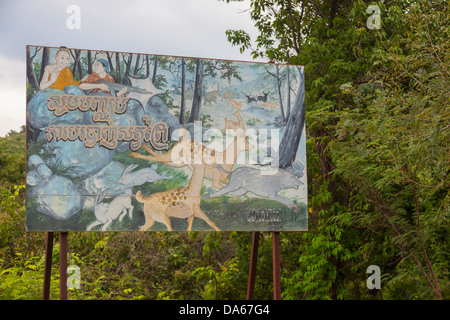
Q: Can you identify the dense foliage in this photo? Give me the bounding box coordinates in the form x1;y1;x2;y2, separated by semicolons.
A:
1;0;448;300
224;0;448;299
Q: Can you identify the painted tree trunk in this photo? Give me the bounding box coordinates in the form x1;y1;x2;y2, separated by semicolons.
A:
286;65;291;120
145;55;150;78
180;58;186;124
276;64;285;123
189;58;204;123
278;66;305;168
133;54;141;76
115;52;121;83
39;47;50;83
87;50;92;74
26;47;39;90
106;52;114;73
152;56;158;85
123;53;132;84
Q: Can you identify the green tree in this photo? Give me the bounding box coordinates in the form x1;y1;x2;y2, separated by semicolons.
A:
333;0;449;299
0;128;26;186
223;0;448;299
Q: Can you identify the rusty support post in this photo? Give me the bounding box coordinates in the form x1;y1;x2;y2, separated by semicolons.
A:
42;232;54;300
272;231;281;300
247;231;260;300
59;231;68;300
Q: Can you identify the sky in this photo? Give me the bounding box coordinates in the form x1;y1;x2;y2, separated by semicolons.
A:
0;0;264;137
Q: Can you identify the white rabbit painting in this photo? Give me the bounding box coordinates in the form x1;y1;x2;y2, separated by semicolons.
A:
87;188;134;231
117;163;173;188
86;163;172;230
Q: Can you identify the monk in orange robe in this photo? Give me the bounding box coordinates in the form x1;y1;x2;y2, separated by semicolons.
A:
39;49;80;90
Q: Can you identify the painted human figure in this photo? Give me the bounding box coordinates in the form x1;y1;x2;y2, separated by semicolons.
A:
39;49;80;90
79;59;127;96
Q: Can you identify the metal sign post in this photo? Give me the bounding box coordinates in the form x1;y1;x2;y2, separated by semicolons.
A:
272;231;281;300
59;232;68;300
42;231;68;300
247;231;281;300
246;231;260;300
42;232;53;300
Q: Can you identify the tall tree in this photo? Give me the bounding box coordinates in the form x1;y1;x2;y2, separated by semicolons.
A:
106;51;114;73
39;47;50;83
87;50;93;74
26;47;39;90
145;55;150;78
223;0;448;300
152;56;158;84
275;64;285;123
70;49;83;80
267;64;294;124
278;66;305;167
115;52;121;83
189;58;204;123
133;54;141;76
180;57;186;124
188;59;242;123
123;53;133;84
286;65;291;120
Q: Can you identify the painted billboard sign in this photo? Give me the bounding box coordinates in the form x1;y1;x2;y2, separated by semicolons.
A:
25;45;307;231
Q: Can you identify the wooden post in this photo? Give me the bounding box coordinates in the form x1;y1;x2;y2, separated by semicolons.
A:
247;231;282;300
42;232;54;300
272;231;281;300
59;232;69;300
247;231;260;300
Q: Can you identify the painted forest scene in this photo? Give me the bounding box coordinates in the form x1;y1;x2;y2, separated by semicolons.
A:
1;0;448;301
25;46;307;232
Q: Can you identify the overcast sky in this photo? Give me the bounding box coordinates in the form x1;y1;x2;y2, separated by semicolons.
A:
0;0;263;137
